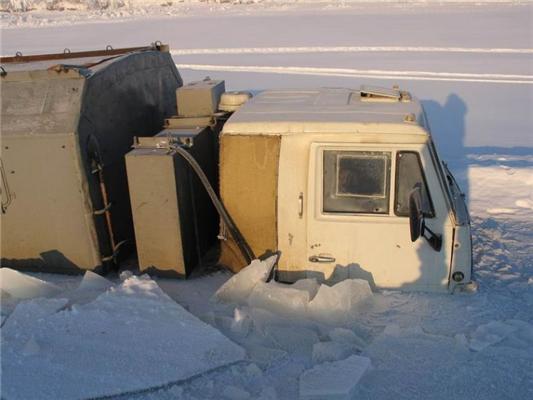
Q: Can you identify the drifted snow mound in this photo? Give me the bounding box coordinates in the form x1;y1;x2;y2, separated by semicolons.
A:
1;274;245;400
299;355;371;400
0;267;61;299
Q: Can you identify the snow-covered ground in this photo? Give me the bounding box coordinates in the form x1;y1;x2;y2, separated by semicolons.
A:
1;2;532;399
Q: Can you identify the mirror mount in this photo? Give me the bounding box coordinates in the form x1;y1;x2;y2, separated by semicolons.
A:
409;184;442;252
421;223;442;252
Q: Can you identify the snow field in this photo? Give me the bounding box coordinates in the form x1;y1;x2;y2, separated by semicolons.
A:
1;2;532;399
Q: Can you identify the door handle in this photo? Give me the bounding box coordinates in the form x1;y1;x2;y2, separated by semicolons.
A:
309;254;336;263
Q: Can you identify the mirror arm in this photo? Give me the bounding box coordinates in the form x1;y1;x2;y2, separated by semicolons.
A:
422;225;442;252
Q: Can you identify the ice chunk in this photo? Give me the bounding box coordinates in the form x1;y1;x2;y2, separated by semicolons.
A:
61;271;114;307
246;344;288;369
299;355;371;399
222;385;250;400
312;341;355;363
231;307;252;337
213;256;277;304
248;281;310;318
292;278;320;300
328;327;367;349
77;271;113;292
1;275;245;400
0;268;61;299
308;279;372;325
469;320;521;351
119;270;133;281
264;325;319;356
2;297;68;341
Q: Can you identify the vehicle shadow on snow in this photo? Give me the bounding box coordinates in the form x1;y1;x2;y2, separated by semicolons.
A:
422;94;469;201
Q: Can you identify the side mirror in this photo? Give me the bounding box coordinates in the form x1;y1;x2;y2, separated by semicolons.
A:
408;185;424;242
408;184;442;252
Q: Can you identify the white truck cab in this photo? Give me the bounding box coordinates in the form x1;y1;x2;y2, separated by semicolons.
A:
219;86;472;293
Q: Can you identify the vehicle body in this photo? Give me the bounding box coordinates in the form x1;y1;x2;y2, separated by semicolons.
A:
219;87;472;292
0;44;473;293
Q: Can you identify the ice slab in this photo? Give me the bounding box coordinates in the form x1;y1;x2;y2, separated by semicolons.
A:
264;325;319;356
312;341;355;364
0;268;61;299
308;279;372;325
299;355;371;400
292;278;320;300
213;256;277;304
245;344;288;369
2;297;69;342
1;275;245;400
77;270;113;291
248;281;310;318
469;320;532;352
328;327;367;349
60;270;115;307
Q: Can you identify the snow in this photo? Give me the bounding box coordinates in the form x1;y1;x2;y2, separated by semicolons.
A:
1;274;245;400
1;2;532;399
299;355;372;400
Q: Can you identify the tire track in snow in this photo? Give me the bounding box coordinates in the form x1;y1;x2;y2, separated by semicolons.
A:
171;46;533;56
175;64;533;85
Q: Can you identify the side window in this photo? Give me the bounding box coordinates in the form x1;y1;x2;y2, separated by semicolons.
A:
395;151;435;217
323;150;391;214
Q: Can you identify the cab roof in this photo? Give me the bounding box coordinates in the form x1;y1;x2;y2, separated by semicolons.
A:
222;86;430;139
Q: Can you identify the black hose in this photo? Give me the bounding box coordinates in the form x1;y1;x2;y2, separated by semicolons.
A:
171;145;256;264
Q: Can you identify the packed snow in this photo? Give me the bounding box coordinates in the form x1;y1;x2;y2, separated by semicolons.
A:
1;2;532;399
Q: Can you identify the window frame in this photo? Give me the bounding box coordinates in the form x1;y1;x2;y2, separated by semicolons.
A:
394;150;435;218
322;149;392;215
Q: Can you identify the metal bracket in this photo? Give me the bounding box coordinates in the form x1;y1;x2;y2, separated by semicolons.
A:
93;202;112;216
1;159;14;214
101;240;128;263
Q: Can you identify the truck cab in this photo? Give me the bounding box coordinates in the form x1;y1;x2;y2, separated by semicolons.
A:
219;86;472;293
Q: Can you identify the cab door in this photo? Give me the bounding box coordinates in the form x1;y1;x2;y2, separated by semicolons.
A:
306;143;453;292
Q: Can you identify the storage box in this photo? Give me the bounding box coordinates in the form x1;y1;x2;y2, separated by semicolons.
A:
176;79;225;117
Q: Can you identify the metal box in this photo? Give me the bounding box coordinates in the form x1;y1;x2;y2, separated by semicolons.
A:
0;45;182;273
125;128;218;277
176;79;225;117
